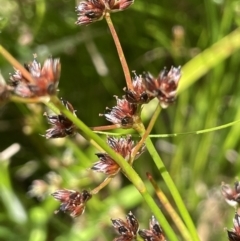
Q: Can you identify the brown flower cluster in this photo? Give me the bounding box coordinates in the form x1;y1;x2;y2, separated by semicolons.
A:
143;67;181;108
9;57;60;98
76;0;134;25
111;211;139;241
139;216;166;241
227;213;240;241
124;73;152;104
111;212;166;241
221;181;240;208
52;189;92;217
91;135;145;176
101;67;181;128
44;98;77;139
100;96;138;128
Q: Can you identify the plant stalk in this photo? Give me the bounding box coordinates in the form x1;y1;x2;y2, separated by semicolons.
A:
44;97;179;241
0;45;35;84
147;172;192;241
105;13;133;90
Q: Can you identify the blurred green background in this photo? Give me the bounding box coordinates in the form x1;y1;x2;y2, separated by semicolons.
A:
0;0;240;240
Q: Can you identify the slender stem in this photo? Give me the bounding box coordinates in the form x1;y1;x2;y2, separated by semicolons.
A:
93;131;133;136
10;95;50;104
147;172;192;241
90;177;113;194
105;13;133;90
91;124;120;131
148;119;240;137
131;99;200;241
145;137;200;241
131;104;161;161
0;45;35;84
44;97;179;241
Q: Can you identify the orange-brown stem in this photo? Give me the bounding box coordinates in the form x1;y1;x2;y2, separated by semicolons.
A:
91;124;120;131
105;13;133;90
0;45;35;84
147;172;192;241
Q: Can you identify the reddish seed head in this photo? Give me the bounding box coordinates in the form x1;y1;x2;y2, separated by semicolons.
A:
100;96;137;128
111;211;139;241
221;181;240;208
105;0;134;12
124;72;152;104
227;213;240;241
9;57;61;98
75;0;134;26
75;0;106;25
92;153;120;175
143;66;181;108
52;189;92;217
44;98;76;139
91;135;145;176
138;216;166;241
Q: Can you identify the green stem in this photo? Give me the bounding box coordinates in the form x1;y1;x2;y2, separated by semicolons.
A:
90;177;113;194
134;103;199;241
43;97;179;241
145;137;200;241
131;104;161;161
147;172;192;241
105;13;133;90
147;119;240;138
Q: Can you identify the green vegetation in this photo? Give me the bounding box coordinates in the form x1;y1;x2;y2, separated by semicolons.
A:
0;0;240;240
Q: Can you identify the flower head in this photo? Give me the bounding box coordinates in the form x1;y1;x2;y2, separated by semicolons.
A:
143;66;181;108
227;213;240;241
138;216;166;241
75;0;134;25
52;189;92;217
124;72;152;104
105;0;134;12
111;211;139;241
44;98;76;139
100;96;137;128
91;135;145;176
221;181;240;208
75;0;105;25
9;57;60;97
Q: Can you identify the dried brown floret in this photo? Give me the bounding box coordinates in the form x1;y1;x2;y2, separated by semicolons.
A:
105;0;134;12
221;181;240;208
111;211;139;241
139;216;166;241
227;213;240;241
91;135;145;176
44;98;76;139
52;189;92;217
9;57;60;97
124;72;152;104
143;66;181;108
75;0;106;25
75;0;134;25
100;96;137;128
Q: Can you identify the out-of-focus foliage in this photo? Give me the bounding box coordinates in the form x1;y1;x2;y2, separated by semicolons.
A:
0;0;240;240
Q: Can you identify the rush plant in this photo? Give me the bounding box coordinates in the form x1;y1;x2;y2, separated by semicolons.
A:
1;1;240;241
